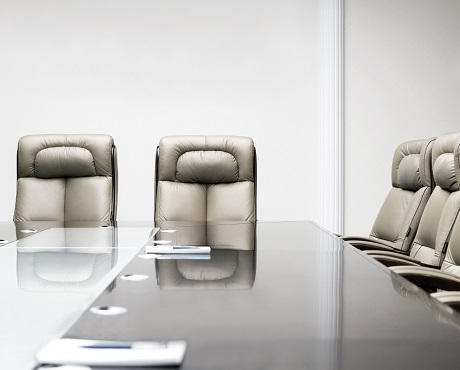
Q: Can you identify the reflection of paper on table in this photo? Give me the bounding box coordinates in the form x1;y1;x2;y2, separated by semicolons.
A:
36;338;187;367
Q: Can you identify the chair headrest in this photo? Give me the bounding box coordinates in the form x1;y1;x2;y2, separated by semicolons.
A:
432;132;460;191
177;150;239;183
17;134;114;178
157;135;254;183
35;147;97;178
392;138;435;190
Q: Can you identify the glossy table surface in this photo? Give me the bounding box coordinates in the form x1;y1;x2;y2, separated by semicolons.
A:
3;221;460;369
0;223;156;370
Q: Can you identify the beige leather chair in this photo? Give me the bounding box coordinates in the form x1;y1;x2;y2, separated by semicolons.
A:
154;135;256;225
343;137;435;252
14;134;117;224
365;132;460;267
389;133;460;293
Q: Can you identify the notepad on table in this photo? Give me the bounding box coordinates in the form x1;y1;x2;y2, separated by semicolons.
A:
145;245;211;254
36;338;187;367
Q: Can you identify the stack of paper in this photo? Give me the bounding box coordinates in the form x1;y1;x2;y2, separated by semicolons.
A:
36;338;187;367
145;245;211;254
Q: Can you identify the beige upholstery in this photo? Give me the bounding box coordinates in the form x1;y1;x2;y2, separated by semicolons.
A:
365;133;460;267
14;134;117;223
391;169;460;293
154;135;256;225
344;137;435;252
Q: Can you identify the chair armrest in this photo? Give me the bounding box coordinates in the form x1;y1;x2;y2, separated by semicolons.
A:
365;250;407;257
430;292;460;314
390;266;460;291
344;239;398;252
431;291;460;304
372;255;422;267
365;251;435;267
341;235;372;242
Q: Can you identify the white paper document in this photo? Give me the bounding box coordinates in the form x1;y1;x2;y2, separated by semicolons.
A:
36;338;187;367
145;245;211;254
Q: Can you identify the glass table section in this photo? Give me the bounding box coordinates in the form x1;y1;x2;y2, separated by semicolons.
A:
0;226;156;370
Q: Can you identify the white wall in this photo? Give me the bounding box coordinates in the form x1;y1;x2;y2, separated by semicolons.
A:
6;0;456;232
345;0;460;235
0;0;319;222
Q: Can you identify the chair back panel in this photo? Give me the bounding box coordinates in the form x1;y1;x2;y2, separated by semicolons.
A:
410;187;450;264
14;134;117;223
155;135;256;224
369;138;435;251
411;132;460;266
370;187;431;251
442;218;460;276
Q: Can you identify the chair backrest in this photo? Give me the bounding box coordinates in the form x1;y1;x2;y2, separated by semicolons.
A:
409;132;460;266
369;137;435;251
154;135;256;225
441;212;460;276
14;134;117;223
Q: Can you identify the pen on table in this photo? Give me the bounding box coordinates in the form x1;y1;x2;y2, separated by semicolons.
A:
80;341;168;350
152;246;202;249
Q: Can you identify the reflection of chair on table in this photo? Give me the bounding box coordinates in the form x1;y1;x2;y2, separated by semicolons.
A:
154;221;256;290
16;228;117;293
390;272;460;331
155;249;255;290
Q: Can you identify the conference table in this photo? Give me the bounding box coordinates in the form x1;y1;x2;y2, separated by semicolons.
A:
2;220;460;370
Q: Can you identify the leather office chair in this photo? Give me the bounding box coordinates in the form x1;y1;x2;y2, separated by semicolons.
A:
390;151;460;293
364;132;460;267
343;137;435;252
154;135;256;225
14;134;117;224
